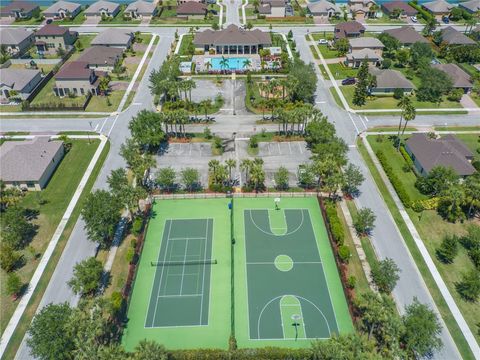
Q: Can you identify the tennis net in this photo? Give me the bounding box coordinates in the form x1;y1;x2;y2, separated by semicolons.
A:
151;259;217;267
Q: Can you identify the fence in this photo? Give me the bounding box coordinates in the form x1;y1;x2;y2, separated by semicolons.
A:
153;191;319;200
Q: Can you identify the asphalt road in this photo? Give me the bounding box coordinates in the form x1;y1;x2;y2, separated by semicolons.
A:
1;16;475;360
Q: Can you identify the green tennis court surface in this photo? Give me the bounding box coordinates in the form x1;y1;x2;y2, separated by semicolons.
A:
244;208;337;340
145;218;213;328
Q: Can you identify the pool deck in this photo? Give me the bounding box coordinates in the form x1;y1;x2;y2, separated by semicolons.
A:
193;54;261;72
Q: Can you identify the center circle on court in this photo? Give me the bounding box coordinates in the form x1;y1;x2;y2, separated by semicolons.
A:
274;254;293;272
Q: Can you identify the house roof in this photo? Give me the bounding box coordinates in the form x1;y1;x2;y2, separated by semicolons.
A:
346;48;382;60
258;4;271;14
307;0;341;14
334;21;365;39
349;37;384;48
194;24;272;46
43;1;81;15
54;61;93;80
406;133;475;176
91;28;133;46
0;1;39;15
177;1;207;15
77;45;123;66
263;0;286;7
422;0;454;14
35;24;70;36
432;63;473;88
459;0;480;12
381;1;418;15
0;28;33;45
84;0;119;14
440;26;476;45
384;26;429;44
125;0;156;14
0;68;40;91
0;137;64;182
369;67;414;89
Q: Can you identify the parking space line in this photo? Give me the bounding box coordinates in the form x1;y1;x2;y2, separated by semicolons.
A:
189;143;192;157
277;143;281;155
288;142;292;154
297;142;303;154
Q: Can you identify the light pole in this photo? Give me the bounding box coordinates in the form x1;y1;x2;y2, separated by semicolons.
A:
291;314;301;341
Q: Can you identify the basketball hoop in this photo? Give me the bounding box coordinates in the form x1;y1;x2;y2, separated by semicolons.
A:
274;197;280;210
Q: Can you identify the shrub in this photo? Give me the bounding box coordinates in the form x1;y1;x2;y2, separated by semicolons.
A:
393;88;404;99
126;247;135;264
353;208;376;236
325;201;345;245
338;245;351;263
447;88;464;102
6;272;22;296
347;276;356;289
249;135;258;149
376;150;411;207
436;235;459;264
132;217;143;235
456;269;480;302
110;291;123;315
400;145;414;170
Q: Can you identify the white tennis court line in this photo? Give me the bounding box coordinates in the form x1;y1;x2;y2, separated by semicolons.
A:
158;294;203;298
199;219;209;324
247;261;322;265
179;238;190;295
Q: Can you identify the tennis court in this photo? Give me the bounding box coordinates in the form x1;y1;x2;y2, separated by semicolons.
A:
234;197;352;348
145;218;214;328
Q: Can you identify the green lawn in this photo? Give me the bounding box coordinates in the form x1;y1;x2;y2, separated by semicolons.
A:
13;16;43;25
470;93;480;107
365;15;406;24
455;134;480;161
100;7;141;25
150;6;219;24
317;44;340;59
0;140;100;334
310;32;334;42
340;86;464;110
8;63;56;74
361;135;480;353
177;34;194;57
69;35;96;61
54;10;86;25
328;63;357;80
85;90;125;112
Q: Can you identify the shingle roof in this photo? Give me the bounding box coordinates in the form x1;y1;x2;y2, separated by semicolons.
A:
422;0;454;14
0;1;39;15
258;4;271;14
459;0;480;12
406;133;475;176
346;48;383;60
84;0;119;15
194;24;272;46
35;24;70;36
55;61;92;79
0;68;41;91
307;0;341;14
177;1;207;15
77;45;123;66
381;1;418;15
369;67;414;89
432;63;473;88
384;26;429;44
91;28;133;46
349;37;384;48
43;1;81;15
440;26;476;45
125;0;156;14
334;21;365;39
263;0;286;7
0;137;64;182
0;28;33;45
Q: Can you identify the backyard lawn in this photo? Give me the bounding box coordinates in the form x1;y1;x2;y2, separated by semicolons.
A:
53;10;86;25
0;139;100;334
340;86;464;110
328;63;357;80
366;134;480;346
316;44;340;59
150;5;220;24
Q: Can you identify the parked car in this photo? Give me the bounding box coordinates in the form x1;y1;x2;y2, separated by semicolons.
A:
442;16;449;23
210;9;218;15
46;18;53;24
410;16;417;22
341;77;356;85
318;39;328;45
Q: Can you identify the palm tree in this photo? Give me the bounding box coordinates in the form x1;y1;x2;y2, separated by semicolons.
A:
225;159;236;184
465;173;480;217
242;58;252;71
220;56;229;74
396;95;411;150
250;163;265;192
208;159;220;183
185;79;196;102
401;103;416;137
205;61;212;73
240;159;253;185
200;99;211;121
423;17;437;36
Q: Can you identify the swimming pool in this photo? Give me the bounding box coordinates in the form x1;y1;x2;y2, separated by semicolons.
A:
207;57;250;71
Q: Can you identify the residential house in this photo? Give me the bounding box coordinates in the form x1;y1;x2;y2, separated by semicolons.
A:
368;67;414;94
334;21;365;40
91;28;134;49
43;1;82;19
84;0;120;18
177;0;204;3
77;46;123;71
405;133;476;177
53;61;102;96
422;0;454;20
381;1;418;18
439;26;476;45
0;137;65;191
0;68;43;101
124;0;157;19
349;37;384;55
0;1;39;19
432;63;473;93
348;0;378;19
384;26;429;46
258;0;286;18
459;0;480;14
193;24;272;54
306;0;342;19
0;28;34;57
345;48;382;67
34;24;78;53
176;1;207;18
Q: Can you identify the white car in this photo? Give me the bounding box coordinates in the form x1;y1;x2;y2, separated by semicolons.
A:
410;16;417;22
318;39;328;45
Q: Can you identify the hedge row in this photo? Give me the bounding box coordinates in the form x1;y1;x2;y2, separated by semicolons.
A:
325;200;345;245
400;145;414;171
376;150;412;208
170;348;312;360
408;1;434;21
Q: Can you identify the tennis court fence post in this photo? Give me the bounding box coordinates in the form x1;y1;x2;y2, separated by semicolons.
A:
230;197;236;343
